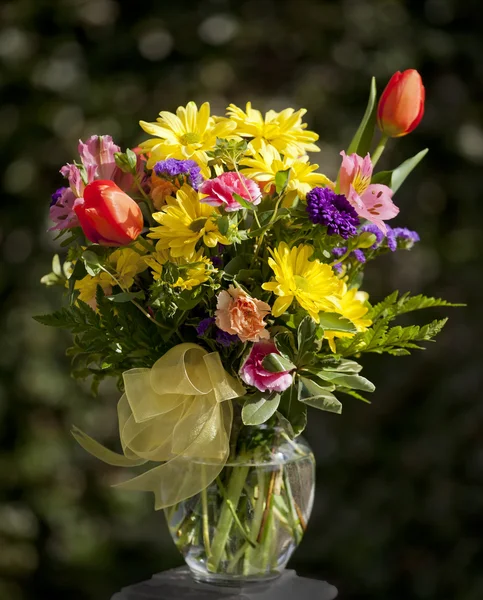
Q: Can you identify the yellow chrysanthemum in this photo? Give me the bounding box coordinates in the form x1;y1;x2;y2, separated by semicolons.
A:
324;284;372;353
144;248;214;291
226;102;320;157
262;242;343;321
75;247;148;305
240;143;332;205
148;184;231;259
139;101;236;178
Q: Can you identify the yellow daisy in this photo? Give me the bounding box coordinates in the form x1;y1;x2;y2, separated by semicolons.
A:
240;143;332;205
75;247;147;305
148;184;231;259
139;101;236;178
226;102;320;157
144;248;214;291
262;242;343;321
324;284;372;353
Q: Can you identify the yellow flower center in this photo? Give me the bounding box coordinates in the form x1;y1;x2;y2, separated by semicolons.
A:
189;217;208;233
294;275;310;293
352;170;371;196
180;132;201;145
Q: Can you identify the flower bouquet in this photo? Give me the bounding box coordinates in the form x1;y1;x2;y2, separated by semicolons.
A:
37;70;458;584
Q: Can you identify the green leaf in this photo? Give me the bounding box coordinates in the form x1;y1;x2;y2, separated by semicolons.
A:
298;377;342;414
275;168;291;194
296;316;318;365
217;215;229;235
371;170;392;186
126;148;138;172
317;371;375;393
273;331;297;359
346;77;377;156
371;149;429;193
241;392;281;426
323;359;362;373
391;148;428;193
233;192;254;210
318;312;357;333
82;250;104;276
278;384;307;436
224;255;250;275
262;353;296;373
106;291;145;303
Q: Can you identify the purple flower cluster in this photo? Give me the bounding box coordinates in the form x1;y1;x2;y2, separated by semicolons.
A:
196;317;215;336
154;159;203;190
196;317;239;348
392;227;420;246
306;187;359;239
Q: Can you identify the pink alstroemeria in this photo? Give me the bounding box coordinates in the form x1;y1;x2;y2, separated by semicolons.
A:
339;151;399;234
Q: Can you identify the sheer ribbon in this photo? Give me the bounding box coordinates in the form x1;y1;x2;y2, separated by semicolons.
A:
72;343;244;509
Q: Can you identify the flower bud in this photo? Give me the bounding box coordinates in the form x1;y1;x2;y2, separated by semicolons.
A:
356;232;378;249
377;70;425;137
74;180;143;246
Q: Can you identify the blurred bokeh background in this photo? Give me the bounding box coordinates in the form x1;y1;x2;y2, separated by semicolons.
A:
1;0;482;598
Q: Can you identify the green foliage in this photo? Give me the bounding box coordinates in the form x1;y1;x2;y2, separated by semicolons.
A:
340;317;448;356
275;168;291;194
346;77;377;156
114;148;138;174
372;148;429;193
241;391;281;425
35;294;166;392
369;291;463;321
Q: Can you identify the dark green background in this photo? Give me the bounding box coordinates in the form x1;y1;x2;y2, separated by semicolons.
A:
1;1;482;598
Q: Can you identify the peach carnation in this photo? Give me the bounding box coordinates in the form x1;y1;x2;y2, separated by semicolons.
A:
215;286;271;343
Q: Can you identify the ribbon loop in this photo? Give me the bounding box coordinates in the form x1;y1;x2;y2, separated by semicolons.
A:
72;343;244;509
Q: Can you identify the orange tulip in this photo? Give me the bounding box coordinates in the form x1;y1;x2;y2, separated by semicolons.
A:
377;70;425;137
74;180;143;246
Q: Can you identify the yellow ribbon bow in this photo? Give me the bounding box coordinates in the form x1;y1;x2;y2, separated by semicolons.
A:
72;343;244;509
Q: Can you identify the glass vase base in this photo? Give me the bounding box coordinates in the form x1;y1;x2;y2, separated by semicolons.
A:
111;566;338;599
188;562;282;586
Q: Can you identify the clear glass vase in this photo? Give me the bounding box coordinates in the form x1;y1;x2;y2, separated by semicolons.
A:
165;423;315;585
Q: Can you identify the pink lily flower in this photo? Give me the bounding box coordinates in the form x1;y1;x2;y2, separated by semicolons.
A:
339;151;399;234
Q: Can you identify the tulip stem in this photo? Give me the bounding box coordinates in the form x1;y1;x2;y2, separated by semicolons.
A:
371;134;389;167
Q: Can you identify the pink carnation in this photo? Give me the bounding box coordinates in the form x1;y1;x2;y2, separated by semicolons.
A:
199;172;261;212
240;341;293;394
216;286;270;343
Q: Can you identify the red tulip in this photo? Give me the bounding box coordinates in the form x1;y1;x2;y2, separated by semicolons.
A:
377;70;425;137
74;180;143;246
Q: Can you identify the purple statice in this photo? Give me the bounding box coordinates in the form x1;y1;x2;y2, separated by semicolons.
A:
360;223;385;249
351;249;366;263
196;317;215;336
333;246;365;263
50;187;66;207
386;227;397;252
393;227;420;249
154;158;203;190
333;262;343;274
306;187;359;239
215;329;239;348
332;247;347;258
